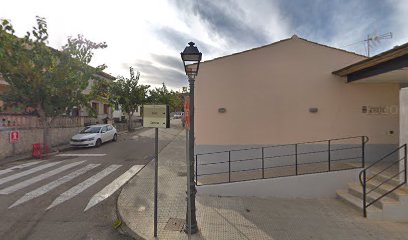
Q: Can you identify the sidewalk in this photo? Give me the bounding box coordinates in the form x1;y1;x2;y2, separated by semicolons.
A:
117;129;408;240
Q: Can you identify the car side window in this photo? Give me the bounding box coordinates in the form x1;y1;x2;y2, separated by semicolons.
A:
101;126;108;133
107;125;112;131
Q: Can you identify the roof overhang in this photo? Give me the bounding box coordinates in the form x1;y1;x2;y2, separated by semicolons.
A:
93;72;116;81
333;42;408;83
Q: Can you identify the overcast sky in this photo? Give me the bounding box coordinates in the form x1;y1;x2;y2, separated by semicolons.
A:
1;0;408;90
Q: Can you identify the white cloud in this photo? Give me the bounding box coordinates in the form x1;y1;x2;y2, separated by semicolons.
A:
388;0;408;46
1;0;407;89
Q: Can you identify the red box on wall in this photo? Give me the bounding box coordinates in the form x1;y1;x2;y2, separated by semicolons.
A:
9;131;19;143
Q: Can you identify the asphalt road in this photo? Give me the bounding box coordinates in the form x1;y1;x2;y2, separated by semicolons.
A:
0;120;183;240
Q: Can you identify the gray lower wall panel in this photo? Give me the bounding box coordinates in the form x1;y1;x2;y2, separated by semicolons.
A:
195;144;398;176
197;168;362;198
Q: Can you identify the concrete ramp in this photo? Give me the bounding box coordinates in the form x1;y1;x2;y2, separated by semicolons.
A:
197;168;361;199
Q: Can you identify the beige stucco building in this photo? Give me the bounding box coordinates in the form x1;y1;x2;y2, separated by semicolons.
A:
195;35;399;161
194;36;408;220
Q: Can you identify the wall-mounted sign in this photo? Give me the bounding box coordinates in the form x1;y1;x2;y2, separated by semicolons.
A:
362;105;398;115
143;105;170;128
10;131;19;143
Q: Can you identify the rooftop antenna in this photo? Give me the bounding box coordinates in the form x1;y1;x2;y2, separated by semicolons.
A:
365;32;392;57
341;32;393;57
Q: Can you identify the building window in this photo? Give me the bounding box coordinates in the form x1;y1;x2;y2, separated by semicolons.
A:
92;102;99;114
104;104;109;114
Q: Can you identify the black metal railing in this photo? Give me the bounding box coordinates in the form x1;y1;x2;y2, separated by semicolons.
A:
195;136;368;185
359;144;407;217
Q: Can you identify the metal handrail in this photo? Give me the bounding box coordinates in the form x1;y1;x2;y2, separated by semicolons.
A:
359;144;407;217
365;157;404;182
364;146;403;171
195;136;369;156
196;136;368;186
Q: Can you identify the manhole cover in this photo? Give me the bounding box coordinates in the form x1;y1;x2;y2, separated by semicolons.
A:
164;218;185;231
177;172;187;177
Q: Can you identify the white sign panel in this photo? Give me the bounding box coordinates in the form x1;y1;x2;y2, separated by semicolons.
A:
143;105;168;128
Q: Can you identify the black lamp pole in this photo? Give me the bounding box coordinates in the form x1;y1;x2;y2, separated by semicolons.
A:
181;42;202;235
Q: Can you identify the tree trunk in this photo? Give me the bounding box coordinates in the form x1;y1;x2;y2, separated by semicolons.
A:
37;106;51;157
127;112;134;132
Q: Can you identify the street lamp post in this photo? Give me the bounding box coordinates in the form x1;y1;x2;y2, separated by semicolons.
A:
181;42;202;235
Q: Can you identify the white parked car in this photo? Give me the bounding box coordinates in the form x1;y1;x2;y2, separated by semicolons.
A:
174;112;184;119
70;124;117;147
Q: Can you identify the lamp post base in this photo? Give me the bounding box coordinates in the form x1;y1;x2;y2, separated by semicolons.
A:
184;223;198;234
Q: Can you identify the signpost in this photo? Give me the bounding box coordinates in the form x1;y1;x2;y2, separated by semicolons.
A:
143;105;170;128
142;105;169;238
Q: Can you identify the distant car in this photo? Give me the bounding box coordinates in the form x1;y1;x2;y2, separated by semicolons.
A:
174;112;184;119
70;124;117;147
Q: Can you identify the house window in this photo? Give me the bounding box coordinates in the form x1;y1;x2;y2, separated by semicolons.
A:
92;102;99;114
104;104;109;114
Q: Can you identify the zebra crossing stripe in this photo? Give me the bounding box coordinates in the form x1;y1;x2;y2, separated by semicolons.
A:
0;161;44;177
0;161;62;186
84;165;144;211
47;164;122;210
9;164;100;208
0;161;86;195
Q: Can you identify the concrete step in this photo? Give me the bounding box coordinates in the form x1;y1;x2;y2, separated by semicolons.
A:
336;189;382;220
367;172;401;186
348;182;399;209
366;179;408;201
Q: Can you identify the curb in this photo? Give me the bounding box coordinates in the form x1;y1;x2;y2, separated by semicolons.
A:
115;183;147;240
1;144;72;165
117;126;144;136
115;159;153;240
115;128;184;240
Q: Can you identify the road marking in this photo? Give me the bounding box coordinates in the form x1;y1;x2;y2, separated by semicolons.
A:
57;154;107;157
84;165;144;211
0;161;86;194
47;164;122;210
0;161;62;186
0;161;44;177
9;164;100;208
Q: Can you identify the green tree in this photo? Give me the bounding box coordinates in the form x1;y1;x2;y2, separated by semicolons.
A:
168;91;184;112
148;82;170;105
102;67;150;131
148;83;185;112
0;17;107;149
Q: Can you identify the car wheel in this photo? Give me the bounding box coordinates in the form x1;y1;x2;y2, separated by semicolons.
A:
95;139;102;147
112;134;117;142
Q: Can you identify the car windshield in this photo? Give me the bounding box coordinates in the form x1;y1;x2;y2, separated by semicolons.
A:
80;127;101;134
